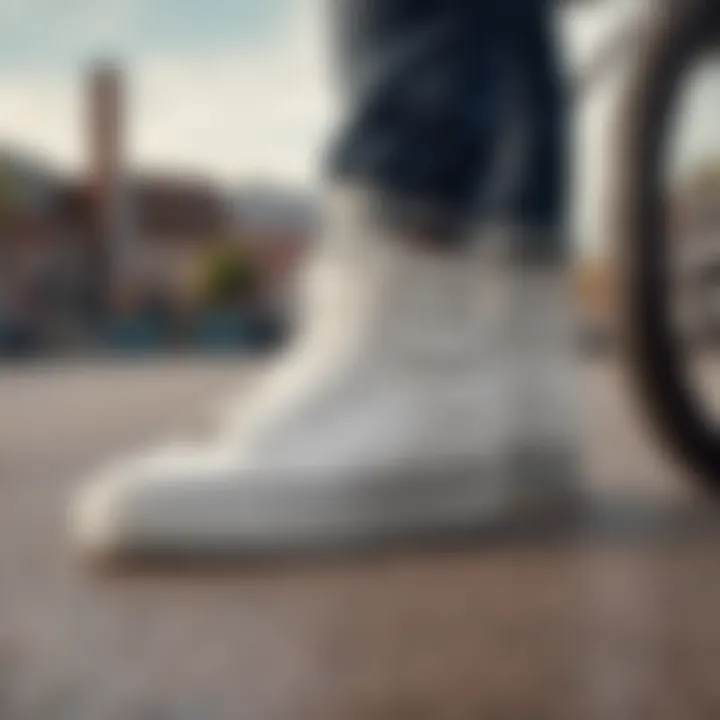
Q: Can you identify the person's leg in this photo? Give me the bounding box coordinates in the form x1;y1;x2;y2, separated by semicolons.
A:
70;0;579;559
499;4;578;490
328;0;512;239
510;2;569;257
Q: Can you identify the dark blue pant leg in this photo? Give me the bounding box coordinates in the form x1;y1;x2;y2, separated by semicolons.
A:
328;0;507;234
328;0;566;241
510;5;568;251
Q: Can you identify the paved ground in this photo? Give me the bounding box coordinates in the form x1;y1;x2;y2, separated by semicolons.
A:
1;357;720;720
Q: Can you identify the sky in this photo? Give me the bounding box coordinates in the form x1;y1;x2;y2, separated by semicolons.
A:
0;0;331;185
0;0;718;254
0;0;292;67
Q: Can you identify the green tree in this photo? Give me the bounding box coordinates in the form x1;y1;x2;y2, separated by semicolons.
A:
0;168;20;224
196;244;259;310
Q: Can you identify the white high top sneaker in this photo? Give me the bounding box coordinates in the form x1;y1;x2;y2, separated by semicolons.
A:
71;194;581;558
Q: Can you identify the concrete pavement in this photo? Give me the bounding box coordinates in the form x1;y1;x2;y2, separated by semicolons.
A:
1;357;719;719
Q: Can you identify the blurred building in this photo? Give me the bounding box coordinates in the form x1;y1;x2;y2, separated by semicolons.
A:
0;152;95;349
0;64;316;354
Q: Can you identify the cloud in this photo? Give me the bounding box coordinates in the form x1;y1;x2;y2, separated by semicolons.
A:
128;0;336;184
0;0;335;184
0;73;83;171
0;0;291;70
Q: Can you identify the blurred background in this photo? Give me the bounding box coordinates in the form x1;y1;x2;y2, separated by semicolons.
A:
0;0;329;358
0;0;718;359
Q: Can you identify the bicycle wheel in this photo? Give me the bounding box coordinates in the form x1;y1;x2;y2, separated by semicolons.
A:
612;0;720;488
